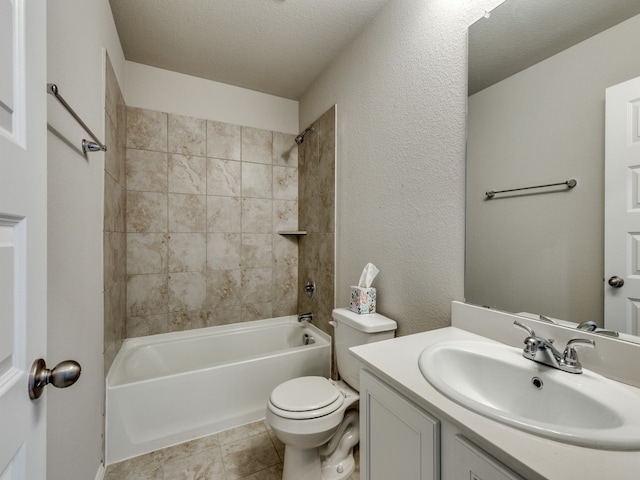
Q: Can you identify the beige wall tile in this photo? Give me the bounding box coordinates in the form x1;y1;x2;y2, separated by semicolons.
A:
168;233;206;273
273;166;298;200
126;149;168;193
241;234;272;269
127;107;167;151
318;191;335;233
242;127;272;164
168;193;206;233
169;310;207;333
273;200;298;232
273;266;297;305
105;116;118;182
127;233;167;275
207;269;241;308
242;162;272;199
273;235;298;268
104;172;118;232
241;198;272;233
273;297;297;318
207;306;242;327
168;272;206;313
273;132;297;167
127;274;168;316
168;113;206;156
207;158;241;197
168;153;206;194
126;314;169;338
207;120;241;160
207;233;241;270
207;196;242;233
241;268;272;304
127;191;168;233
241;303;273;322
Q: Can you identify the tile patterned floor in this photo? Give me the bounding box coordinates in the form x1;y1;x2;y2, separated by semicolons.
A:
104;420;360;480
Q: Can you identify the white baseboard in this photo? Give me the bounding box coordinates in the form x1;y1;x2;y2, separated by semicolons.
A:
94;463;105;480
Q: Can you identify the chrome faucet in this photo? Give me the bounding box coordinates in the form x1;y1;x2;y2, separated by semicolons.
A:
513;320;595;374
298;312;313;323
576;320;620;338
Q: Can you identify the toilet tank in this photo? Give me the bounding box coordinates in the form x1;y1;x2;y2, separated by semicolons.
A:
332;308;397;391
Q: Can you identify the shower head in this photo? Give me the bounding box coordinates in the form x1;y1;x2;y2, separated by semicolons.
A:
295;125;315;145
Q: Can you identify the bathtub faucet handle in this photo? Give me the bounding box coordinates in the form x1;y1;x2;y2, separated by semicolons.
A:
298;312;313;323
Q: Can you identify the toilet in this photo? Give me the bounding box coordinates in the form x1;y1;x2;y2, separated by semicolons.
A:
266;308;397;480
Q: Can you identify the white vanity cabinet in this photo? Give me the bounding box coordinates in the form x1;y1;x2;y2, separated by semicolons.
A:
360;370;440;479
360;369;524;480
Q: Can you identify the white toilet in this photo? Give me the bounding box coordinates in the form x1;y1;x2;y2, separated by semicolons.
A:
266;308;397;480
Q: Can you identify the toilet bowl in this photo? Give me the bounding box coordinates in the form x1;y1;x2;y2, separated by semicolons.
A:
267;377;359;480
266;308;397;480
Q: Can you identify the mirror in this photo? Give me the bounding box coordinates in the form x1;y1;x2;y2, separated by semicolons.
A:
465;0;640;339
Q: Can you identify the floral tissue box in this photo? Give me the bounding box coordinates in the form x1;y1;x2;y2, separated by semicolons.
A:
350;286;377;314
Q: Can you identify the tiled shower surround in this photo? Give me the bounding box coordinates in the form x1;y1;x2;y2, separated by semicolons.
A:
297;106;336;335
103;55;127;373
124;107;301;336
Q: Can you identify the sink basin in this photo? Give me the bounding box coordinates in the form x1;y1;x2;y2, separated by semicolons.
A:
418;340;640;450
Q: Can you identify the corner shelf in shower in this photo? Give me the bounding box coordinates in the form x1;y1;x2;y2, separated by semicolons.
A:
278;231;307;236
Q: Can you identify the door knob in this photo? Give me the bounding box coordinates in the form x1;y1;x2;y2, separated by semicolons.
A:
608;276;625;288
28;358;81;400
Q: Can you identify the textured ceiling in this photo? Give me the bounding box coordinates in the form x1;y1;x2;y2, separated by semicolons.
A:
109;0;390;100
469;0;640;95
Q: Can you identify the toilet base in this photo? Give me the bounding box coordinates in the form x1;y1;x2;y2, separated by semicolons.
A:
282;445;321;480
282;445;355;480
281;409;359;480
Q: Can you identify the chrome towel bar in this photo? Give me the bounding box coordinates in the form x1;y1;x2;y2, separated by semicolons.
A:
47;83;107;153
486;179;577;199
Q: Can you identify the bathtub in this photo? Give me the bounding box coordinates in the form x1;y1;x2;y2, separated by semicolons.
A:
105;316;331;465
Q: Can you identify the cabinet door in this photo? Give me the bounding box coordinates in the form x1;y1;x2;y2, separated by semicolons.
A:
360;370;439;480
452;435;524;480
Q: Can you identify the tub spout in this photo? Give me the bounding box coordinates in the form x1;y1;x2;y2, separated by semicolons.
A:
298;312;313;323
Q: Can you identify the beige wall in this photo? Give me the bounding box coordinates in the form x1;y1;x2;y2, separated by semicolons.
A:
299;0;504;336
124;61;299;135
124;107;300;336
466;13;640;324
47;0;124;478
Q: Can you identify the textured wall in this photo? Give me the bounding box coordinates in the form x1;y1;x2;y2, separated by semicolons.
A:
124;107;300;337
299;0;504;336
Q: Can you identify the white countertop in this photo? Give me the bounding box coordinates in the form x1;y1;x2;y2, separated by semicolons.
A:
350;326;640;480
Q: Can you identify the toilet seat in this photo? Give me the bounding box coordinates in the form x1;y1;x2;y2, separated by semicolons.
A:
269;376;344;420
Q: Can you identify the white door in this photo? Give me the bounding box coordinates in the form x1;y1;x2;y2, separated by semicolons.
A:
0;0;48;479
604;76;640;334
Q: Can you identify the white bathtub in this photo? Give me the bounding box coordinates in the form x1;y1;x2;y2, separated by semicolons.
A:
105;316;331;465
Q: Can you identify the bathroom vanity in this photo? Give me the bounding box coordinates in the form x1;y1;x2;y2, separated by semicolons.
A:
350;302;640;480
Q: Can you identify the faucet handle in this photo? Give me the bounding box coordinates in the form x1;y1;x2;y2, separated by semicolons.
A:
562;338;596;370
513;320;535;337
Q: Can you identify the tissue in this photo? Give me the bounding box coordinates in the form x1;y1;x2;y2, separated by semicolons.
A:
350;263;379;314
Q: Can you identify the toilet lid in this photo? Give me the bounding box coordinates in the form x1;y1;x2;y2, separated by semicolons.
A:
270;377;343;415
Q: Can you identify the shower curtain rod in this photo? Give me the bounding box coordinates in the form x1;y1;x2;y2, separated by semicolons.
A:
47;83;107;153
